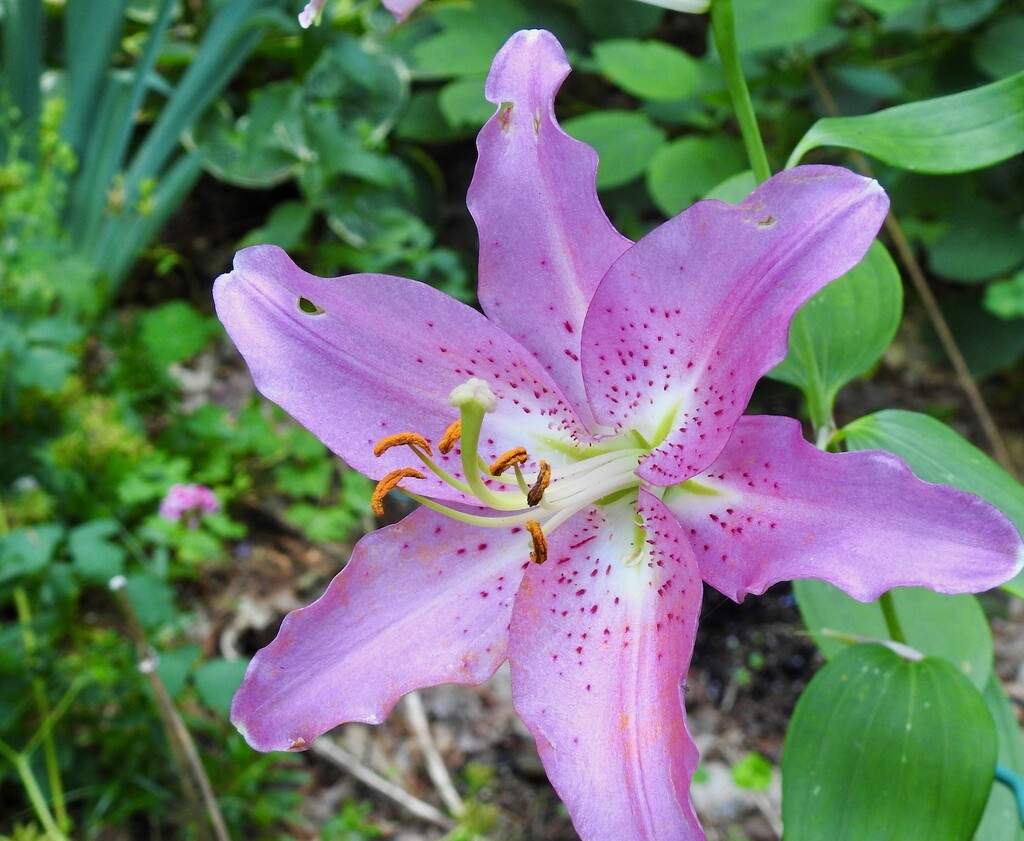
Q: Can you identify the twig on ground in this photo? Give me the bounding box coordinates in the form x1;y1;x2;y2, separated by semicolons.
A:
311;736;455;829
403;691;465;818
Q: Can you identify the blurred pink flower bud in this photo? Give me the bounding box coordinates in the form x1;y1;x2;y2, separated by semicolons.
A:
159;483;220;527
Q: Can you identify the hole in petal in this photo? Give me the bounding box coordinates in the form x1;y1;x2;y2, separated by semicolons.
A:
756;215;777;228
297;296;325;315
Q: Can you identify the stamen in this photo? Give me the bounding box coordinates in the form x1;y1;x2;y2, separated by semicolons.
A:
526;460;551;507
373;432;433;458
490;447;528;476
525;520;548;565
371;468;426;516
438;420;462;455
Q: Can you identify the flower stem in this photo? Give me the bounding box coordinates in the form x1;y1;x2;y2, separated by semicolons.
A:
710;0;772;184
14;586;69;832
0;739;69;841
878;591;907;645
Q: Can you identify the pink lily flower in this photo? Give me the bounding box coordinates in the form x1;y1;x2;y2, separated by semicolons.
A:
215;30;1023;840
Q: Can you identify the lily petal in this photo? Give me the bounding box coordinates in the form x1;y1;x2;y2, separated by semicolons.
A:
663;416;1024;602
508;491;703;840
581;166;888;483
214;245;583;501
469;30;631;429
231;506;528;752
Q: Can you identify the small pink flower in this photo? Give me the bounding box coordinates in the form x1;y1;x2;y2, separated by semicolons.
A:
159;483;220;528
298;0;423;27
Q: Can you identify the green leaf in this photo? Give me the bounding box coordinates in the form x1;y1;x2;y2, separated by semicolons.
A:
157;645;201;699
646;136;746;215
579;0;663;38
731;0;837;53
984;270;1024;320
0;524;64;584
840;409;1024;597
976;675;1024;841
730;752;773;791
593;40;701;101
193;658;248;715
68;519;126;583
788;72;1024;173
562;111;666;189
939;290;1024;378
928;198;1024;282
410;0;531;78
783;644;996;841
793;582;994;690
438;75;492;129
124;572;178;631
974;14;1024;80
768;241;902;431
139;301;219;367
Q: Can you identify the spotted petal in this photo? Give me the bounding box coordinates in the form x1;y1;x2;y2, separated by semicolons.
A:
232;506;529;752
581;166;888;484
508;491;704;840
663;416;1024;602
214;245;584;502
469;30;631;429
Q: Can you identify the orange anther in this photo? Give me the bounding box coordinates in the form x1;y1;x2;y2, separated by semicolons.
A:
373;432;432;458
490;447;529;476
438;420;462;455
526;460;551;507
525;520;548;565
371;468;426;516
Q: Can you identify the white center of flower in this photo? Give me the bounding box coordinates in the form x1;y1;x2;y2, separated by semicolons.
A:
371;377;648;564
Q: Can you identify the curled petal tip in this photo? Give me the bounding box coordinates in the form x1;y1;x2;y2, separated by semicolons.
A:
485;29;569;110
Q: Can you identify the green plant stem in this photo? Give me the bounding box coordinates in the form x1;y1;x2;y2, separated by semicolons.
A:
14;587;69;832
879;592;907;645
0;739;69;841
711;0;772;184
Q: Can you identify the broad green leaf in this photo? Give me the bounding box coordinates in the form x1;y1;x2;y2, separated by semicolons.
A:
974;14;1024;80
563;111;666;189
783;644;996;841
768;241;902;431
939;290;1024;378
193;658;248;715
0;524;64;585
928;199;1024;282
646;136;746;215
841;409;1024;597
731;0;836;53
788;71;1024;173
984;270;1024;320
139;301;220;367
593;40;701;101
410;0;531;78
438;75;492;129
580;0;663;38
68;519;126;583
793;582;994;690
853;0;917;15
157;645;201;699
124;572;178;631
704;169;757;203
976;674;1024;841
